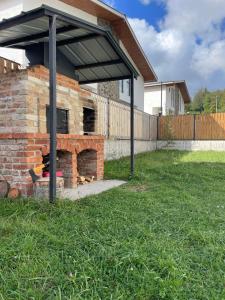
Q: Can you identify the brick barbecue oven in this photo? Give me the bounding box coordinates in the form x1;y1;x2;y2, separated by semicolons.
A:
0;65;104;196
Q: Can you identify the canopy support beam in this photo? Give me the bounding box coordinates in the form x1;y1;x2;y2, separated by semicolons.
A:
130;74;135;177
49;14;57;203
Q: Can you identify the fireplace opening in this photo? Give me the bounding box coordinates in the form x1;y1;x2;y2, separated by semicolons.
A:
46;106;69;134
42;150;74;188
77;149;97;184
83;107;95;135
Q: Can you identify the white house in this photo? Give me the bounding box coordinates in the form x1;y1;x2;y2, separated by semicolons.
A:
0;0;157;111
144;81;191;116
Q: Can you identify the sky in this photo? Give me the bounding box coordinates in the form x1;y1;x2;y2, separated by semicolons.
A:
102;0;225;97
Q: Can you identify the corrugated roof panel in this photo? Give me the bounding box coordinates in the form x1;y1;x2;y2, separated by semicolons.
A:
61;42;97;65
81;66;111;79
81;38;114;62
76;71;87;81
59;45;84;65
0;17;50;42
78;68;101;81
115;63;130;76
104;64;129;77
0;6;138;82
96;38;118;60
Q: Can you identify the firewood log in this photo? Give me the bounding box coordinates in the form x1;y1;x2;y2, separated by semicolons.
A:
0;180;9;198
7;188;20;199
85;176;94;183
77;176;86;182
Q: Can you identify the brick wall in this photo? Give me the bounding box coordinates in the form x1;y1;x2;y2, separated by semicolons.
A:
0;57;20;75
0;66;105;197
0;65;104;135
0;134;104;196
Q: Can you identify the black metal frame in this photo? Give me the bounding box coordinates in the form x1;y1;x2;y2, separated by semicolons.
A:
130;75;135;177
0;5;136;203
49;15;57;203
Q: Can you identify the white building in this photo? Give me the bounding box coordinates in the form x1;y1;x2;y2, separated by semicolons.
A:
0;0;157;111
144;81;191;116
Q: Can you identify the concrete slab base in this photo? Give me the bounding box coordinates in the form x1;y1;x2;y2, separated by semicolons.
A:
157;140;225;151
62;180;126;201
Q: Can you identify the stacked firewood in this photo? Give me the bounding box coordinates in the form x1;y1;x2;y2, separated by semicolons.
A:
77;176;95;185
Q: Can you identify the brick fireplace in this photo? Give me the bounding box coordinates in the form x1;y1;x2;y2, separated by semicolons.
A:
0;66;104;197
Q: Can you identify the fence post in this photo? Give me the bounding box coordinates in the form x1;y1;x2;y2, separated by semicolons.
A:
157;116;159;140
149;115;151;140
193;114;196;140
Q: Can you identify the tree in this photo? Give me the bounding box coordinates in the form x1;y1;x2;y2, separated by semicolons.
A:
191;88;208;113
189;88;225;114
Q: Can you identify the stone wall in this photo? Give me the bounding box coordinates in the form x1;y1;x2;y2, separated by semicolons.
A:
98;81;120;102
157;140;225;151
105;140;157;160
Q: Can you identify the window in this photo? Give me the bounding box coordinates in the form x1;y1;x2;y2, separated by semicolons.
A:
83;107;95;133
127;80;131;96
171;89;174;107
46;106;69;134
120;80;124;93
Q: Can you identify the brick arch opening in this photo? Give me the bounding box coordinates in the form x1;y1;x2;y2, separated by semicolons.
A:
57;150;75;188
41;140;75;157
77;149;97;179
42;148;76;188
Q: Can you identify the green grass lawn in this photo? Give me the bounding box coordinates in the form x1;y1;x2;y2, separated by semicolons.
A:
0;150;225;300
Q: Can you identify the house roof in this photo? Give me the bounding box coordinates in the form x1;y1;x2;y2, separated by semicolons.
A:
145;81;191;104
61;0;158;82
0;5;139;84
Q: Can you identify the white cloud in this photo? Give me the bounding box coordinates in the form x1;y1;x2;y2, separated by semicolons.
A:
139;0;152;5
128;0;225;95
192;40;225;78
103;0;115;8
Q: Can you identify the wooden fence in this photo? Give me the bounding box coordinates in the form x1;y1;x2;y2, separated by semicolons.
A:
159;113;225;140
93;96;158;141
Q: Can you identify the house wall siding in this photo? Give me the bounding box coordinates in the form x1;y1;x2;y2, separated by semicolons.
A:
144;85;185;116
144;85;166;115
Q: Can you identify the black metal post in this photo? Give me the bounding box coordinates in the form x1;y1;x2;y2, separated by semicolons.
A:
193;114;196;141
130;74;135;177
49;15;57;203
157;116;159;141
161;81;163;115
107;98;110;139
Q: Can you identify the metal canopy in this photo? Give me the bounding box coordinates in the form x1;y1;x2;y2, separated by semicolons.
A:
0;5;136;202
0;5;138;83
